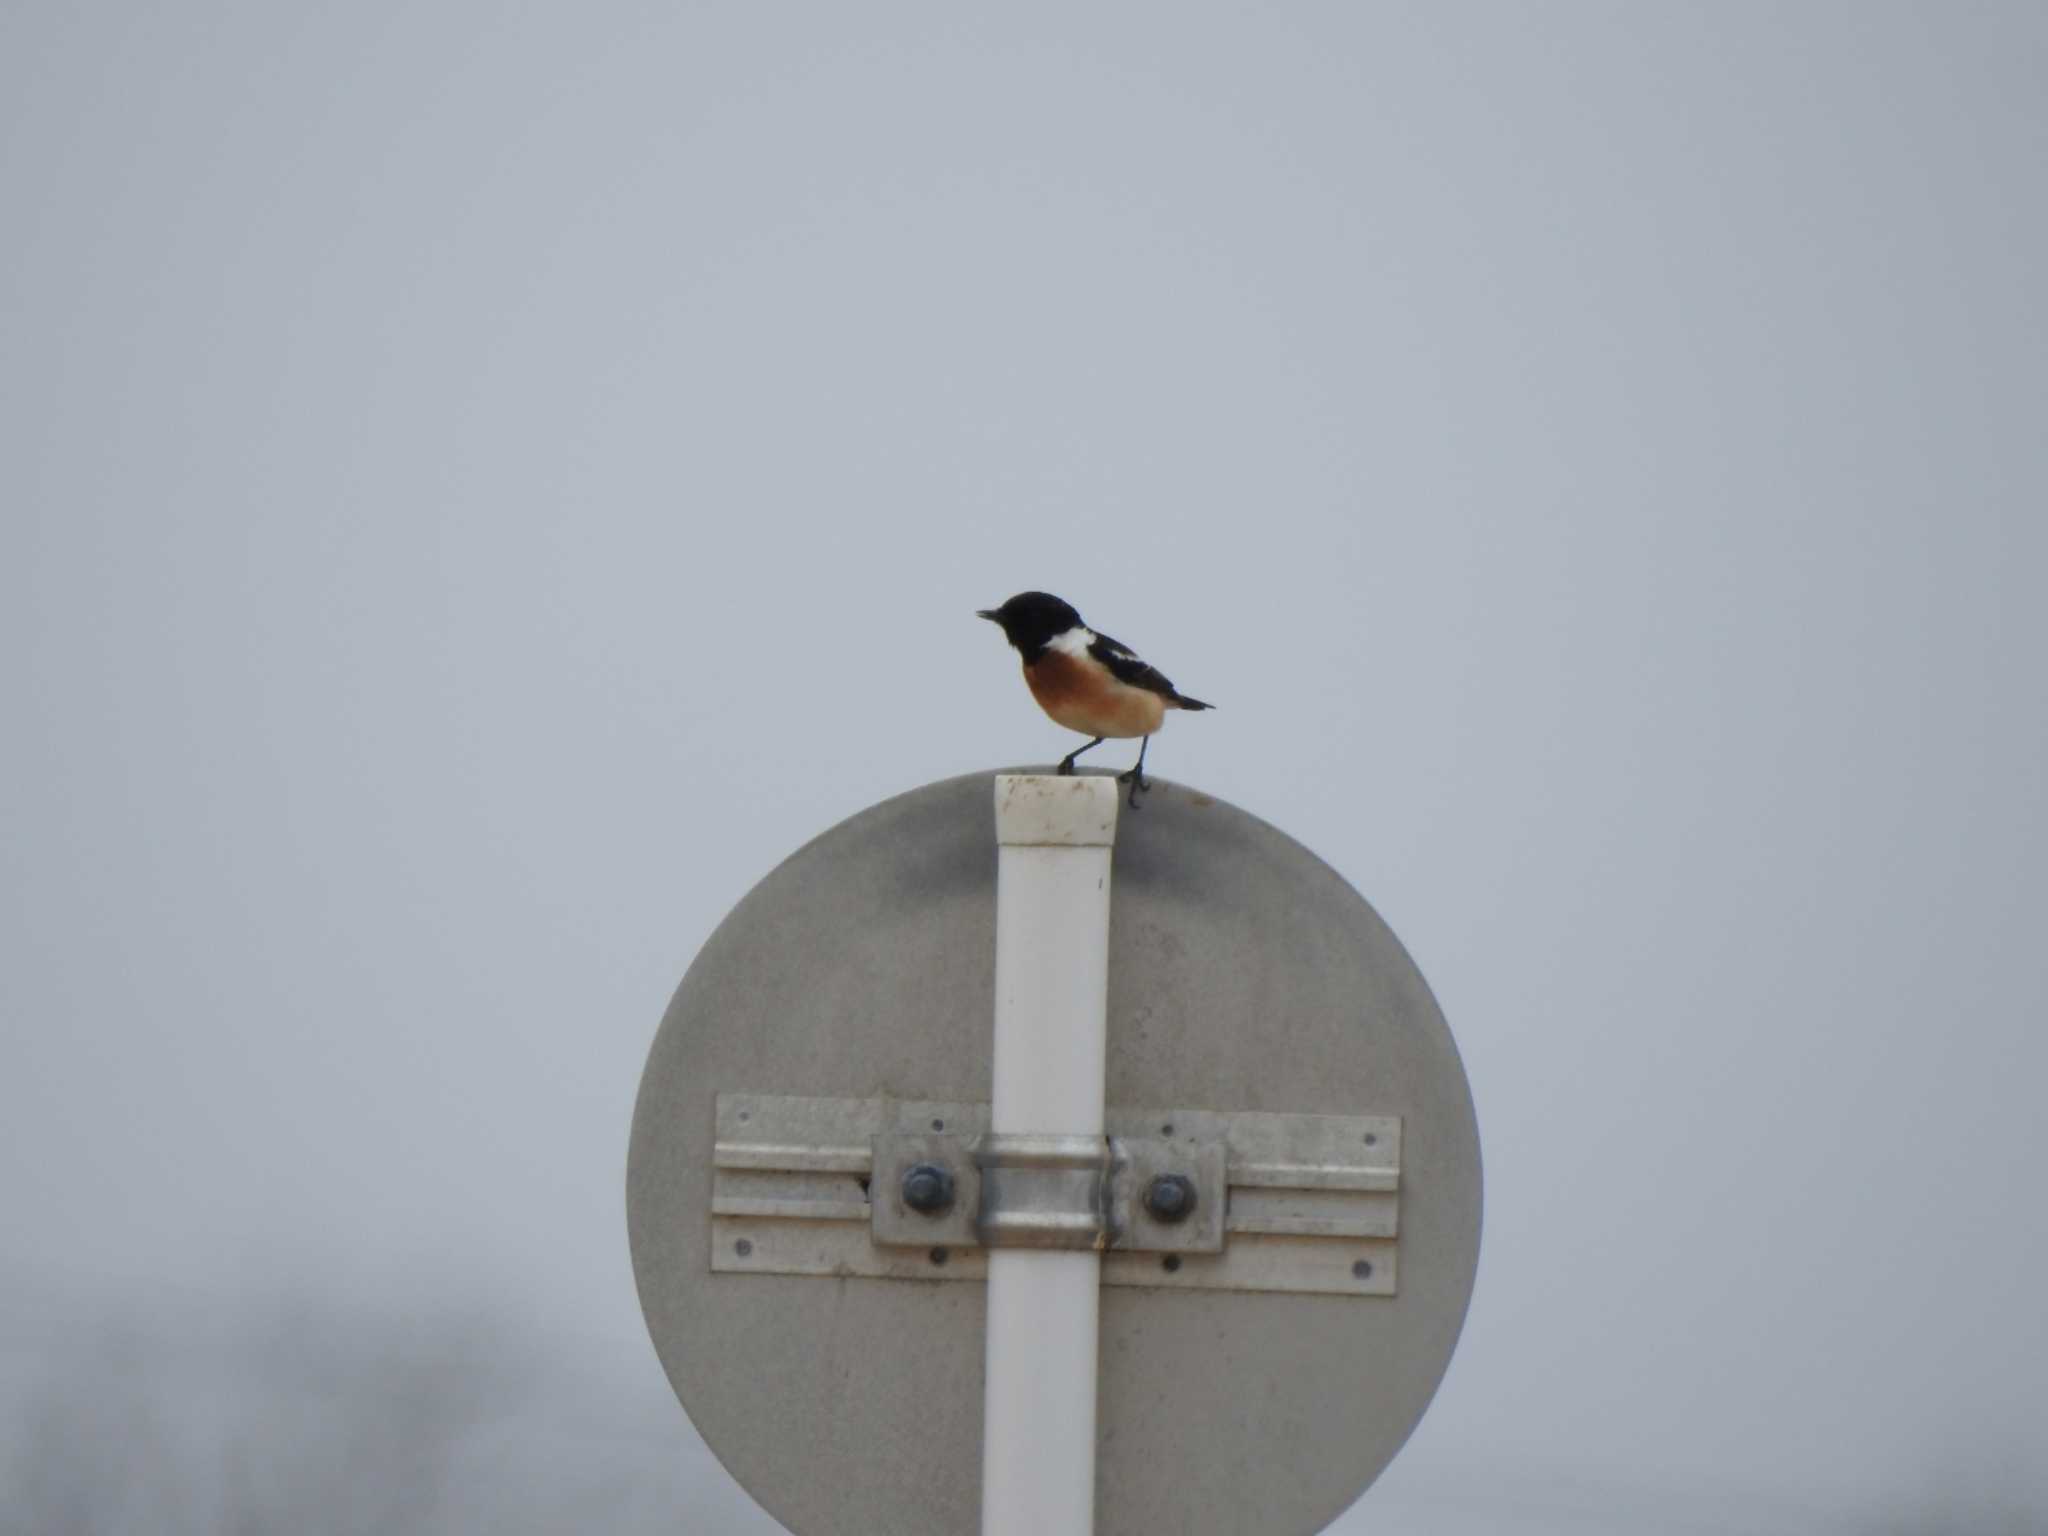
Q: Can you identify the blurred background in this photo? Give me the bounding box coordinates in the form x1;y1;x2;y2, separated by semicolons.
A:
4;4;2044;1531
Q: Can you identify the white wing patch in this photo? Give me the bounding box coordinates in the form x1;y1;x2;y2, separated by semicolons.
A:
1054;626;1146;666
1048;626;1097;658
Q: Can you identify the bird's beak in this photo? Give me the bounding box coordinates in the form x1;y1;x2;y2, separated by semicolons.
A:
976;609;1000;622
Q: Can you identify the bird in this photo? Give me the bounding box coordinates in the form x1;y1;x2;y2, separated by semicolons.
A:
977;591;1212;808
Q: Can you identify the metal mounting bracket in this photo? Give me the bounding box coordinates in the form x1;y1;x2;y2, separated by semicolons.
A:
711;1094;1400;1296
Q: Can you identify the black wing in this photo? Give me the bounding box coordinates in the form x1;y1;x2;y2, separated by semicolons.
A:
1088;631;1182;699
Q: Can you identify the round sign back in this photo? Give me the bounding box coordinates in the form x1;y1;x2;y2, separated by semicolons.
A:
628;770;1481;1536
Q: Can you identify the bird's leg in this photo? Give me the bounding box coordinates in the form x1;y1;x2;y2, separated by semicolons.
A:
1116;736;1152;807
1057;737;1104;776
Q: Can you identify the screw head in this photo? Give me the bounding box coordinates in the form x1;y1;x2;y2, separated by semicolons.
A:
901;1162;956;1216
1144;1173;1197;1224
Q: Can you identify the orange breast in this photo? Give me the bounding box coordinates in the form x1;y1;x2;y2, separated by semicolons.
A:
1023;651;1167;739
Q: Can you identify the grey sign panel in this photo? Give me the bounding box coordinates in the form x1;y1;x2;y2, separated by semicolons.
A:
629;770;1482;1536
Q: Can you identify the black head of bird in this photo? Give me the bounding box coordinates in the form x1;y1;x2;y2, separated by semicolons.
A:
976;591;1082;660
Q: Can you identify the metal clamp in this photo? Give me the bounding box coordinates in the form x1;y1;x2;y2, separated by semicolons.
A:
869;1130;1227;1254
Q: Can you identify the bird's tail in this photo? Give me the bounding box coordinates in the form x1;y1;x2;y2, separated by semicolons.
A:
1171;693;1214;711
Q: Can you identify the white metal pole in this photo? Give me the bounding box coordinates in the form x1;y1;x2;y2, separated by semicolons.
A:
982;774;1119;1536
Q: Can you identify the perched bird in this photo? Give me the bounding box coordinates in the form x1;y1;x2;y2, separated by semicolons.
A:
978;591;1212;808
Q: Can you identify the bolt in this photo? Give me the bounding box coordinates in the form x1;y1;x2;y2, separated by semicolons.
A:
902;1162;956;1216
1144;1173;1197;1224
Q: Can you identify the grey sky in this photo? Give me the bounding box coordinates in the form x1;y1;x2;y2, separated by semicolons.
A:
4;4;2044;1531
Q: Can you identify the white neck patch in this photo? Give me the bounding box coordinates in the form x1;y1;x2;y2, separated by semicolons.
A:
1047;626;1095;657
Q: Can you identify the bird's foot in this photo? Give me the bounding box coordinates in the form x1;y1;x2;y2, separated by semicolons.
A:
1056;757;1078;776
1117;768;1150;808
